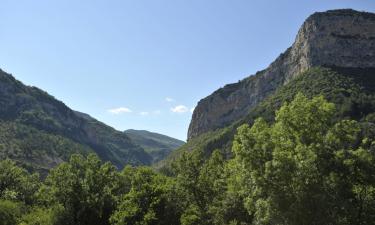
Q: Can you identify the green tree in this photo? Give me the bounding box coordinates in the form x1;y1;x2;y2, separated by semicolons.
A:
215;159;253;225
18;205;65;225
45;154;120;225
0;159;40;205
174;150;228;225
232;93;375;225
0;200;22;225
110;167;180;225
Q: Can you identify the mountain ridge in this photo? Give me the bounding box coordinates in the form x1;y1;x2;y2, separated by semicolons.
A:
159;66;375;171
188;9;375;140
0;69;152;172
124;129;185;163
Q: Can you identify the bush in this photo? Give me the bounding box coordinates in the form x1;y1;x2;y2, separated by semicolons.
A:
0;200;22;225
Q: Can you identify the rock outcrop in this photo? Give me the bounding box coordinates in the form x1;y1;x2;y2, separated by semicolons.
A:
188;9;375;140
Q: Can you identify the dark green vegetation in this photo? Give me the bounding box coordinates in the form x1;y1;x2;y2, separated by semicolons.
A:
0;69;162;173
159;67;375;171
1;94;375;224
1;64;375;225
125;129;185;163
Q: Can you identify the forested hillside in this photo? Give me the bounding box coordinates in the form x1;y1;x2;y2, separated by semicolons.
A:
188;9;375;139
0;69;151;173
1;8;375;225
159;67;375;171
125;129;185;163
1;94;375;225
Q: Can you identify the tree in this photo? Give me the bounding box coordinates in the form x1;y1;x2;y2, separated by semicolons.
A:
0;200;22;225
232;93;375;225
0;159;40;205
18;205;65;225
174;150;228;225
45;154;120;225
110;167;180;225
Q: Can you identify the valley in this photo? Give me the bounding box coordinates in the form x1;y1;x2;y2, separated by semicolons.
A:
1;7;375;225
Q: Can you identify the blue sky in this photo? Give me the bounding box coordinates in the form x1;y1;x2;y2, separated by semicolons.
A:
0;0;374;141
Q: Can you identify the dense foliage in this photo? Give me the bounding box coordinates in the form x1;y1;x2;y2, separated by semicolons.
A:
0;121;91;175
232;94;375;224
0;69;152;173
159;67;375;171
124;130;185;164
1;93;375;224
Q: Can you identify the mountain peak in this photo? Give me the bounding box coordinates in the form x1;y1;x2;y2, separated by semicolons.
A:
311;8;375;18
188;9;375;139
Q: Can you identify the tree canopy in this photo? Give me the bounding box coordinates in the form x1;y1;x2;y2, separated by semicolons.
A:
1;93;375;225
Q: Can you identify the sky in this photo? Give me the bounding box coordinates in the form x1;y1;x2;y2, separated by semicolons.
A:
0;0;374;141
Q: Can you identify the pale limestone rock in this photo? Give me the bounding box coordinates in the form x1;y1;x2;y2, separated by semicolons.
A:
188;9;375;140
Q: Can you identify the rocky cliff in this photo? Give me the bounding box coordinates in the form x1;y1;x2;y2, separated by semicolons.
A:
188;9;375;140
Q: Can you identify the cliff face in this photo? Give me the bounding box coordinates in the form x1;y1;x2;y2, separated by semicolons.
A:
188;9;375;140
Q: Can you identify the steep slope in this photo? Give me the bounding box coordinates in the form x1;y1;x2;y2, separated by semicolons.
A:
159;66;375;171
188;9;375;140
0;69;151;172
124;129;185;163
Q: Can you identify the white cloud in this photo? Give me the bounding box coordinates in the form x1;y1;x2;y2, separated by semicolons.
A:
153;110;162;115
171;105;189;113
165;97;175;102
190;107;195;113
139;111;149;116
107;107;132;115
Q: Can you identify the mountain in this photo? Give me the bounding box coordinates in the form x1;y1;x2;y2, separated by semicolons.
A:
188;9;375;140
124;129;185;163
0;70;152;173
159;9;375;170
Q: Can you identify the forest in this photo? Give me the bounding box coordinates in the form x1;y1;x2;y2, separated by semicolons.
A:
1;93;375;225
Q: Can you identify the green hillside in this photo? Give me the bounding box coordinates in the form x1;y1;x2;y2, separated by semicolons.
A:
0;69;151;173
2;90;375;225
125;129;185;163
158;66;375;171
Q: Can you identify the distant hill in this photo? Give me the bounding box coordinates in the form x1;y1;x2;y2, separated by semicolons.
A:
0;69;152;173
124;129;185;163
